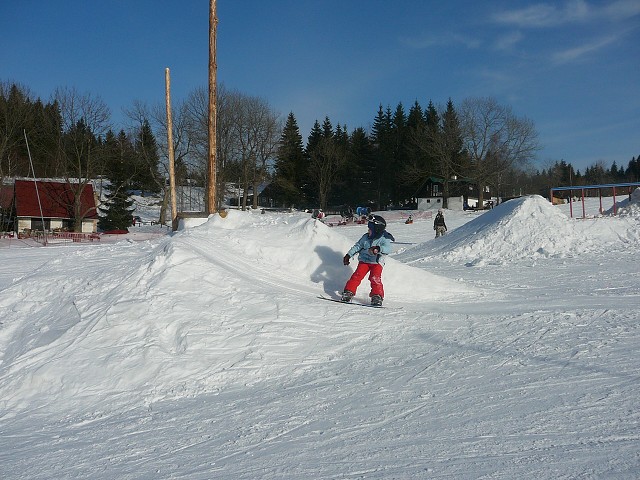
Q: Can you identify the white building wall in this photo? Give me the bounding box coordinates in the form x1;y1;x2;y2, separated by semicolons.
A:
17;217;97;233
447;196;464;211
17;218;31;232
50;219;63;230
81;219;97;233
417;197;444;211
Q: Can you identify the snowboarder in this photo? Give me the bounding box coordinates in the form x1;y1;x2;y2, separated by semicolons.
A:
433;209;447;238
341;215;392;306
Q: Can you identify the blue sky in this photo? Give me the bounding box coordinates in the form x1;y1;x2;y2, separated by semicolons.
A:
1;0;638;172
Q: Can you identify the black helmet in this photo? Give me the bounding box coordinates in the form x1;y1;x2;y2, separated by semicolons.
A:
367;214;386;235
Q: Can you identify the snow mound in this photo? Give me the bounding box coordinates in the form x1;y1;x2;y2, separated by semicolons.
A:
185;209;480;302
0;209;481;415
609;187;640;217
397;195;586;266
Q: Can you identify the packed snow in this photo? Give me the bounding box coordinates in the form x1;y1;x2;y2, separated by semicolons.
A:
0;193;639;479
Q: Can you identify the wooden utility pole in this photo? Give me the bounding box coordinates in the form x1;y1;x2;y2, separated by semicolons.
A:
165;67;178;230
207;0;218;214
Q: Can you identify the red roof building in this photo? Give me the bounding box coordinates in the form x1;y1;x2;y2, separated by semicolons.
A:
14;180;98;233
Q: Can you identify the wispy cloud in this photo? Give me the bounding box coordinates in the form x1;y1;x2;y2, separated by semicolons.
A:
492;0;640;28
494;31;524;51
603;0;640;20
492;4;576;28
476;67;513;83
400;33;481;50
551;33;620;63
489;1;638;63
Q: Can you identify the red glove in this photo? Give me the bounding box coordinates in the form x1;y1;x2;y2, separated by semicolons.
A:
343;254;350;265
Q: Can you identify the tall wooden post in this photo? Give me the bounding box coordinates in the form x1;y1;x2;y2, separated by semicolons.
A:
207;0;218;214
165;67;178;230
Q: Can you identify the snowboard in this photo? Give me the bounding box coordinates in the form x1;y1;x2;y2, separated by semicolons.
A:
318;295;388;309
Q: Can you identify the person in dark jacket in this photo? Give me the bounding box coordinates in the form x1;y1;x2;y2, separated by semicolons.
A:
433;209;447;238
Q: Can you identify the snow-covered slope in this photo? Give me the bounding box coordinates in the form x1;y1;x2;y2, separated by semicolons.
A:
0;195;638;478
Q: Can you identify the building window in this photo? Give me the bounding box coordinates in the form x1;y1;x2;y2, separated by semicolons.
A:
31;218;51;231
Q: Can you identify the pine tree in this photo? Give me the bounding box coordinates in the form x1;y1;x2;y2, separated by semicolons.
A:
347;127;375;205
441;100;464;168
304;120;324;206
390;102;409;204
306;120;323;154
329;123;351;206
306;116;347;209
407;101;425;131
403;100;442;200
274;112;306;207
403;101;429;195
370;104;389;145
98;185;134;231
425;101;440;145
133;120;161;194
321;116;334;139
99;130;136;231
370;105;394;209
0;84;29;178
335;123;349;147
609;161;618;181
626;156;639;181
440;99;465;205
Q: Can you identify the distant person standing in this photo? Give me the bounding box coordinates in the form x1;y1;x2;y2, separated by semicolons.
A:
433;209;447;238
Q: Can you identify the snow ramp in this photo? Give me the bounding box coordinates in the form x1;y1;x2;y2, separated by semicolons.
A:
397;195;587;266
186;210;481;302
0;210;481;416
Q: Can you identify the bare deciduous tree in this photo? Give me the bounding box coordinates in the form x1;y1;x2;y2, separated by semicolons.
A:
246;97;280;209
460;97;539;205
127;96;194;223
140;85;281;213
183;84;236;208
309;137;348;210
220;90;280;210
54;86;111;231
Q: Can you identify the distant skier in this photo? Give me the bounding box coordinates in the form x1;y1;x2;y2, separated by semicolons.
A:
312;209;325;220
340;205;354;222
433;209;447;238
341;215;391;306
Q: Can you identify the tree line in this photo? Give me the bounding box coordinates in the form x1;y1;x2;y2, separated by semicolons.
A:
273;100;638;210
274;97;541;210
540;158;640;190
2;80;638;228
0;82;161;230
